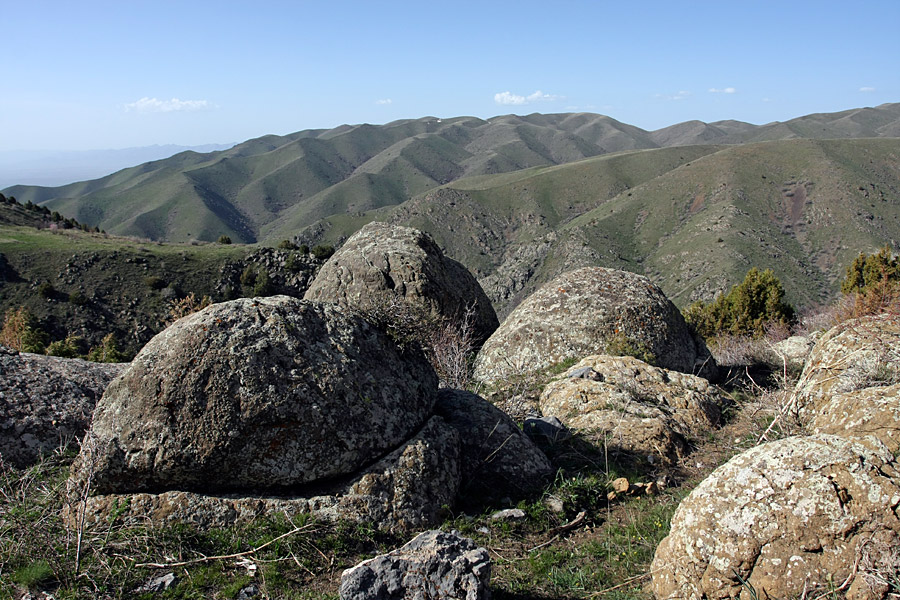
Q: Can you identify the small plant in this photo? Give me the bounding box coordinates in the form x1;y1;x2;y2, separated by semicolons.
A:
87;333;129;363
11;560;55;589
604;333;656;365
252;268;273;296
277;239;298;250
45;334;83;358
217;235;232;245
0;306;48;353
68;290;88;305
143;275;166;290
311;244;335;260
165;292;213;325
37;281;56;299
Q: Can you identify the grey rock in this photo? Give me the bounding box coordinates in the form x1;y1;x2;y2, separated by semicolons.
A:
76;296;438;495
523;416;571;443
339;530;491;600
72;416;460;533
0;345;125;467
304;222;499;346
435;389;553;503
652;434;900;600
473;267;716;385
136;572;177;593
490;508;526;521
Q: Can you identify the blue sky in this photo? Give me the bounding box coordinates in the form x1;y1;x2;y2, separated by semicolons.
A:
2;0;898;151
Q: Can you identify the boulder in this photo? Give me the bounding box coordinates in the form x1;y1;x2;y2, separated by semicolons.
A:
810;383;900;454
473;267;714;385
770;334;817;372
73;416;460;532
76;296;438;495
0;345;125;468
539;355;728;464
434;389;553;503
651;434;900;600
304;222;499;346
339;530;491;600
795;314;900;411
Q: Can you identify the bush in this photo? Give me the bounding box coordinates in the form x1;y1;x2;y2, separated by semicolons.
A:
239;265;257;287
165;292;213;325
45;334;83;358
311;244;335;260
38;282;55;299
217;235;232;245
0;307;48;353
684;268;795;339
87;333;129;363
68;290;88;305
277;239;298;250
841;246;900;294
252;269;273;296
143;275;166;290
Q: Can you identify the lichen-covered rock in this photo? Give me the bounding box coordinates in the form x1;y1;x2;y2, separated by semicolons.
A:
72;416;460;532
771;334;817;371
473;267;714;385
810;383;900;454
795;314;900;411
0;345;125;468
435;389;553;503
77;296;438;495
339;530;491;600
651;434;900;600
304;222;499;346
538;355;728;464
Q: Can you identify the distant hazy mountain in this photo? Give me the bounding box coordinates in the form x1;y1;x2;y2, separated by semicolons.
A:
0;143;235;188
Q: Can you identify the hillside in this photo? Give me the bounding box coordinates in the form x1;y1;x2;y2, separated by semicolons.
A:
5;104;900;246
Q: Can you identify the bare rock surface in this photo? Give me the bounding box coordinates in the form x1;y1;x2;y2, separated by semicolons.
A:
810;383;900;454
73;416;460;532
770;333;817;371
473;267;714;385
435;389;553;503
0;345;125;467
78;296;438;495
339;530;491;600
539;355;728;464
304;222;499;345
651;434;900;600
795;314;900;411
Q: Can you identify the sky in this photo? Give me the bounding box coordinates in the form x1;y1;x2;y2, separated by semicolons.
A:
2;0;898;152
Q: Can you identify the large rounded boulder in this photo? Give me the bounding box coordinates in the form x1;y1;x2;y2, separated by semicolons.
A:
79;296;438;495
474;267;713;385
795;313;900;411
651;434;900;600
304;222;499;346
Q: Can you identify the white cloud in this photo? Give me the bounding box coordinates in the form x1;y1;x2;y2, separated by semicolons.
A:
494;90;561;105
860;86;876;92
657;90;691;101
125;97;214;113
376;98;393;105
709;87;736;94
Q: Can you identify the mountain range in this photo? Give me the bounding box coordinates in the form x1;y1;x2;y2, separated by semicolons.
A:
5;103;900;313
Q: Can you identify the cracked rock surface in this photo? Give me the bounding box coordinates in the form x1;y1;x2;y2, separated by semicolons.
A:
651;434;900;600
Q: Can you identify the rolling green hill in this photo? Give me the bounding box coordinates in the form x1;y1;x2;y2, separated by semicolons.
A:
6;104;900;247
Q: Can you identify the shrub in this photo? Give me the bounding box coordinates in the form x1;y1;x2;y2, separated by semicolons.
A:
0;307;48;353
252;269;273;296
38;282;55;299
299;244;310;255
87;333;129;363
165;292;212;325
217;235;232;245
45;334;83;358
239;265;257;287
68;290;88;305
604;333;656;365
311;244;335;260
277;239;298;250
836;246;900;320
684;268;795;339
143;275;166;290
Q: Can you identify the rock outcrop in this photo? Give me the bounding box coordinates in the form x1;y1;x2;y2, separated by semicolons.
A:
77;296;438;495
304;222;499;346
339;530;491;600
435;389;553;503
473;267;714;385
539;355;728;464
0;345;125;468
810;383;900;454
651;434;900;600
795;313;900;411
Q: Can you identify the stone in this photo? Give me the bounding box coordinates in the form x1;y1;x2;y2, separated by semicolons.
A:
339;530;491;600
539;355;729;464
0;345;125;468
810;383;900;454
473;267;716;385
611;477;630;494
136;572;177;594
304;222;499;346
76;296;438;495
71;416;460;533
490;508;526;521
795;313;900;411
523;416;571;443
434;389;553;503
770;334;816;371
651;434;900;600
